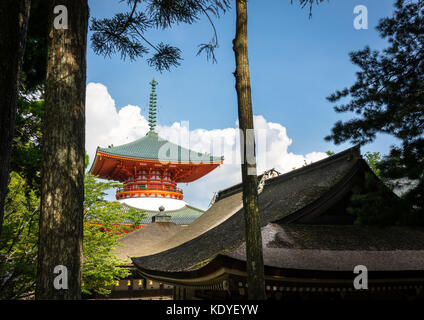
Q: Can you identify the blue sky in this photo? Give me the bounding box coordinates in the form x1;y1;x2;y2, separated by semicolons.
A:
87;0;397;157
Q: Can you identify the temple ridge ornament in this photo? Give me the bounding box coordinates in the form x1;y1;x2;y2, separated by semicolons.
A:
208;192;218;207
208;168;281;207
257;168;281;194
152;205;171;223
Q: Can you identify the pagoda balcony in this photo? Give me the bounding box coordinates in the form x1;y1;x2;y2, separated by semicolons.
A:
116;184;183;200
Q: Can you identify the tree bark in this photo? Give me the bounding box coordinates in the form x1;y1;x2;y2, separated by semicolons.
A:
0;0;31;238
36;0;88;300
233;0;266;300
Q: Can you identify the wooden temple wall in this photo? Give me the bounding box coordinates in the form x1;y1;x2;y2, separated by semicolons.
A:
97;278;173;299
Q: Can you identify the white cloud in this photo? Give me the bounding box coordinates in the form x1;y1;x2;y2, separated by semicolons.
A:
86;82;328;210
86;82;150;162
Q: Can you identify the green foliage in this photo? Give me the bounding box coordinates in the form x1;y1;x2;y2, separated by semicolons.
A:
0;172;39;300
11;0;47;196
0;170;145;299
326;150;335;156
10;98;43;194
82;173;146;296
363;151;383;178
82;224;129;296
347;172;422;226
326;0;424;220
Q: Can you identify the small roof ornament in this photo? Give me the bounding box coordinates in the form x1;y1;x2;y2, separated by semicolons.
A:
152;205;171;223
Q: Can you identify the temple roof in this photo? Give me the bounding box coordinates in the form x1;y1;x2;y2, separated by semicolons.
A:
129;224;424;291
116;222;184;263
226;223;424;271
122;203;204;226
130;146;424;275
115;204;205;264
97;131;223;163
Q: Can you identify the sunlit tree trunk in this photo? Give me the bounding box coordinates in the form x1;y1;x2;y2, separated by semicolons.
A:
233;0;266;300
0;0;31;238
36;0;88;300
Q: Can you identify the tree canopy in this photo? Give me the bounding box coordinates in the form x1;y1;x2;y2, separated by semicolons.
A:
82;172;145;296
326;0;424;222
0;172;38;300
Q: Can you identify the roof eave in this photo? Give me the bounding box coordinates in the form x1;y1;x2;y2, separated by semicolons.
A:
88;146;101;175
96;149;223;165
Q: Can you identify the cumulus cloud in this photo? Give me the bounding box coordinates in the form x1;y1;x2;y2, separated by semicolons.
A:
86;82;150;161
86;82;328;209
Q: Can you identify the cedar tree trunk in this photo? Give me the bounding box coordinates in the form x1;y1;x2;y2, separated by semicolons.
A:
0;0;31;238
36;0;88;300
233;0;266;300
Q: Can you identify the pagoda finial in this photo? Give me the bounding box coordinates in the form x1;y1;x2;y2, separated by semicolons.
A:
148;78;158;133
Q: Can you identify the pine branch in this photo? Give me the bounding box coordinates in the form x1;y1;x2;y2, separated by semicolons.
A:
90;0;230;70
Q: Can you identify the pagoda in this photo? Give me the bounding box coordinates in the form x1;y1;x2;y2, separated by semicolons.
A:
90;80;223;223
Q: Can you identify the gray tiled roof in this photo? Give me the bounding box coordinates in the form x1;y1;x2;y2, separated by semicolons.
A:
131;145;424;274
226;223;424;271
132;146;366;272
116;222;184;263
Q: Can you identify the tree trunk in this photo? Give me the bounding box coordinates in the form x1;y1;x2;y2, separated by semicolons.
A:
0;0;31;238
36;0;88;300
233;0;266;300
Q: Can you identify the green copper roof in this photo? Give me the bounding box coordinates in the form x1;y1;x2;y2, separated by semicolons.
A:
97;79;223;163
99;132;223;163
123;204;205;225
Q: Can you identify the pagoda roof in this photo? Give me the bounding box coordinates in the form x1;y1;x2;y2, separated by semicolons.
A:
97;132;223;164
90;132;223;182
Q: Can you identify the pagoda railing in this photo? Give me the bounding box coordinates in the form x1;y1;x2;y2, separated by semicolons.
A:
125;178;175;184
117;184;182;194
116;183;183;200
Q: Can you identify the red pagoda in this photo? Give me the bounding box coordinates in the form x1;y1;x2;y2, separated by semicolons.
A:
90;80;223;224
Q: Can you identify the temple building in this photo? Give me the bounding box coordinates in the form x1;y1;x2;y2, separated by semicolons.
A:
114;146;424;300
90;81;424;300
89;79;224;226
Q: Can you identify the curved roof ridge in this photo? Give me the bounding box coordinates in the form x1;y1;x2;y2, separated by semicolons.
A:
266;145;361;186
132;145;369;272
122;202;204;214
184;204;205;212
97;132;223;163
216;145;361;201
